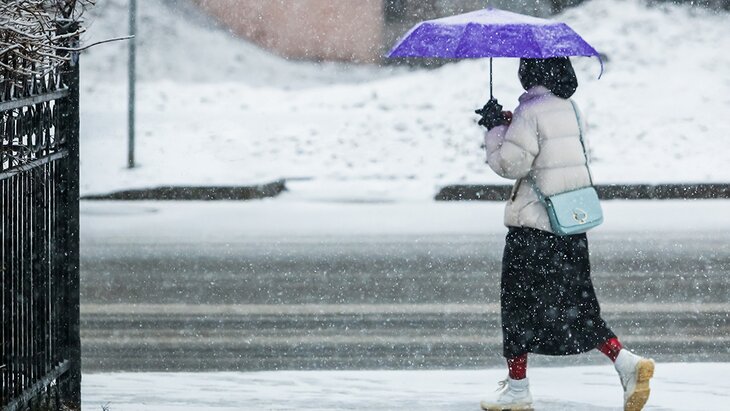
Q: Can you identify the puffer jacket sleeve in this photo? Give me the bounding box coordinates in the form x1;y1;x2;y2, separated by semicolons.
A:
485;106;539;180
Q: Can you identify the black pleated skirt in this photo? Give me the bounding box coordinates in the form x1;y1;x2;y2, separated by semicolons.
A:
501;227;616;358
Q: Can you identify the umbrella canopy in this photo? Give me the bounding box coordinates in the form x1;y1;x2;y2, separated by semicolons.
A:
386;8;602;100
387;8;600;60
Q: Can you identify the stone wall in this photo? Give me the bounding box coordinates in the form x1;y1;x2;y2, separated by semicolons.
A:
654;0;730;9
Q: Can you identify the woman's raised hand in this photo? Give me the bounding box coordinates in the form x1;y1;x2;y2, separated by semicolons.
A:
502;111;513;125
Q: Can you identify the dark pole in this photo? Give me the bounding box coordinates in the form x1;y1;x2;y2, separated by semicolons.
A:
489;57;493;100
128;0;137;168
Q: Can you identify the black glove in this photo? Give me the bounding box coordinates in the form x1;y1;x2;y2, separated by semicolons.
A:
475;98;507;130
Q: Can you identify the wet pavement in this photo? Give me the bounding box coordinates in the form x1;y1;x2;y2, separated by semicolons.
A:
79;201;730;371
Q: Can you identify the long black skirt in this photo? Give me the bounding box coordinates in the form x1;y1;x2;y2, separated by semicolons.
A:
501;227;616;358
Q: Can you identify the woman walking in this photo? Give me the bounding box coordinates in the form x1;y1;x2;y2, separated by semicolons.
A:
478;57;654;411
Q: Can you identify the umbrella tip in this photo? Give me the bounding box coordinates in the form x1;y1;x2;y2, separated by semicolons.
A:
596;54;604;79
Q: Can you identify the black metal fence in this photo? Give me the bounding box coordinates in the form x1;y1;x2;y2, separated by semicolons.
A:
1;24;81;411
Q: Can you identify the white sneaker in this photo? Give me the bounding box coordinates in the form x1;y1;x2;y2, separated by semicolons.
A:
615;349;655;411
480;377;533;411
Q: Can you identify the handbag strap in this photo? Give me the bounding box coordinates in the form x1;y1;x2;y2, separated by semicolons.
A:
571;100;594;186
523;100;593;203
525;174;547;204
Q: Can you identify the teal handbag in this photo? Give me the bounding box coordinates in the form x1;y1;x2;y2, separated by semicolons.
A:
526;101;603;236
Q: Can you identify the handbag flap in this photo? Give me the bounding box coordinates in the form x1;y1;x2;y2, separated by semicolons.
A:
546;187;603;228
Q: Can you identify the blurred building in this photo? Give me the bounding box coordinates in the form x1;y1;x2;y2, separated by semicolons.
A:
191;0;585;63
191;0;383;62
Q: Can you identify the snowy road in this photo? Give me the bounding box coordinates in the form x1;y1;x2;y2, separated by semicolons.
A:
80;200;730;371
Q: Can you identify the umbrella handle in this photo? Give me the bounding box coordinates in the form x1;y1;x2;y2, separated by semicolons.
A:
489;58;493;100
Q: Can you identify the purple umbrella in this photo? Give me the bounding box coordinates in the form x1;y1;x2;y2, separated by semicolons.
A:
387;8;602;98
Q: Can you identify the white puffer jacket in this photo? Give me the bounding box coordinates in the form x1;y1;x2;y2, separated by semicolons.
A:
484;85;592;233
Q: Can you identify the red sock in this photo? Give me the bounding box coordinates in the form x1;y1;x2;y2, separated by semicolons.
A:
597;337;623;362
507;354;527;380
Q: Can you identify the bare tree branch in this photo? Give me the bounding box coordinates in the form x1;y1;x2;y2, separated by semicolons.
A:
0;0;95;86
55;35;133;52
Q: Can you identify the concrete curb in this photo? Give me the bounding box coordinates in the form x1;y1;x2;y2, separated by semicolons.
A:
435;183;730;201
81;181;730;201
82;179;286;201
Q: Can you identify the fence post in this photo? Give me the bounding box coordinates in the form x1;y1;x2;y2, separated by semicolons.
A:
56;21;81;411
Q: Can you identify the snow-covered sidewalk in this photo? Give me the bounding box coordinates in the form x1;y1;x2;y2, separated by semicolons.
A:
81;198;730;244
81;363;729;410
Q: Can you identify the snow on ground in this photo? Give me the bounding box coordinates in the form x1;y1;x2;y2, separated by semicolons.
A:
81;363;730;410
80;0;392;87
79;0;730;199
80;199;730;243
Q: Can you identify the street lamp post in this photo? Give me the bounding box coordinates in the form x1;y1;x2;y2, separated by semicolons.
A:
128;0;137;168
